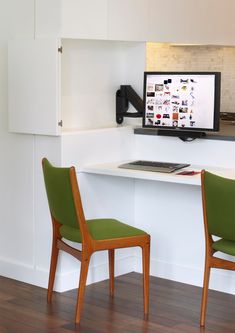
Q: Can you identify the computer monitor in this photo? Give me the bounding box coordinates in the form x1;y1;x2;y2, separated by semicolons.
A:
143;72;221;136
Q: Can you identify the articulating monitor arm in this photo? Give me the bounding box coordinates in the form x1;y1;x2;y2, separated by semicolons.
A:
116;85;144;124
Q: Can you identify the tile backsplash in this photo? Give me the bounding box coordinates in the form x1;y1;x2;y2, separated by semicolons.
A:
146;43;235;113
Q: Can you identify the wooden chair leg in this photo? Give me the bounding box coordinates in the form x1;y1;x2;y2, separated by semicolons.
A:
108;249;115;297
142;242;150;318
75;256;91;324
47;240;59;303
200;259;211;327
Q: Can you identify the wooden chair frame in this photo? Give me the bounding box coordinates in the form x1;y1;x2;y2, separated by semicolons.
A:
200;170;235;327
44;161;150;324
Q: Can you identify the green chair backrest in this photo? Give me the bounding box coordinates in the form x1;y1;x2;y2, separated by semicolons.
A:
204;171;235;241
42;158;79;228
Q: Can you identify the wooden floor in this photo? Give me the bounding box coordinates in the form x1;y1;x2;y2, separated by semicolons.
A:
0;272;235;333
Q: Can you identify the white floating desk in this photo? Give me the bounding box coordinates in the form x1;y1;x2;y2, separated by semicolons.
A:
81;161;235;186
80;159;235;295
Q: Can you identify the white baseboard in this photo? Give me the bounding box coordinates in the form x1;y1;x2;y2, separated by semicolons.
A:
0;255;137;292
135;255;235;295
0;257;48;288
1;255;235;295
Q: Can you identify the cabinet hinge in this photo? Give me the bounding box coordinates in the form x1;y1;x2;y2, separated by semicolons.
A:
58;120;63;127
58;46;63;53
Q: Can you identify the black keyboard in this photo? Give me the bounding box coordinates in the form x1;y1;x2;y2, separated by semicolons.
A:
130;161;183;168
119;160;190;173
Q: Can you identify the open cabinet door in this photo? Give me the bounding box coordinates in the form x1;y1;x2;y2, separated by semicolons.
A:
8;38;61;135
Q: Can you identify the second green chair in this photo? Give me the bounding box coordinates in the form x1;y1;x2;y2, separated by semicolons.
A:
200;170;235;326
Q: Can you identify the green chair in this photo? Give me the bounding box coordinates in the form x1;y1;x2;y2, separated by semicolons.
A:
200;170;235;327
42;158;150;324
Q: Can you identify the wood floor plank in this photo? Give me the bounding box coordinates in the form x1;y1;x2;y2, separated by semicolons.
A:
0;272;235;332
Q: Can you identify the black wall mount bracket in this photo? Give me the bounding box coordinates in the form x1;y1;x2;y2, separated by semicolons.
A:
116;85;143;124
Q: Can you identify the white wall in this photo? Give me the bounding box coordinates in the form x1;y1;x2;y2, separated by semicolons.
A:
0;0;62;289
0;0;36;282
0;0;34;40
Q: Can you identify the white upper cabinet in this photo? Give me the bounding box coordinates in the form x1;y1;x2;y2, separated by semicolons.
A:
205;0;235;45
36;0;108;39
107;0;149;41
148;0;208;44
61;0;108;39
148;0;235;45
35;0;235;45
8;39;61;135
8;38;145;135
35;0;148;41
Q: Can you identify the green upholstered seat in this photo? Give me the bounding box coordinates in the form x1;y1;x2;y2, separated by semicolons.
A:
60;218;147;242
212;239;235;256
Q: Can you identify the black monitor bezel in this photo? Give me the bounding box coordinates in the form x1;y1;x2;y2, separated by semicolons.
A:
143;71;221;132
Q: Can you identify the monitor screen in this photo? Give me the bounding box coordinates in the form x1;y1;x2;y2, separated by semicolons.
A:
143;72;221;132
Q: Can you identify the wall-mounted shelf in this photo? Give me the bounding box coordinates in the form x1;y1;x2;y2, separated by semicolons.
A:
134;122;235;142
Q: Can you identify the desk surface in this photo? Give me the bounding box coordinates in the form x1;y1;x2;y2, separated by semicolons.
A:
81;161;235;186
